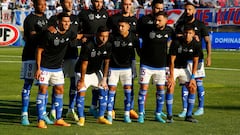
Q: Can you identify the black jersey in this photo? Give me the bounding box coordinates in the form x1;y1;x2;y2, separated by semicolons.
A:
175;19;209;59
78;7;108;34
137;14;154;38
22;13;48;61
39;29;76;69
140;25;175;68
109;32;139;68
107;12;137;35
75;40;112;74
48;14;81;59
169;38;201;68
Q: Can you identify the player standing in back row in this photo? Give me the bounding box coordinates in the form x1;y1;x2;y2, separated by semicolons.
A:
107;0;139;119
20;0;51;126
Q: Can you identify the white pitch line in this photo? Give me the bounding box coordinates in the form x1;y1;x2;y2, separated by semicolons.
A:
0;61;21;63
205;67;240;71
0;55;21;58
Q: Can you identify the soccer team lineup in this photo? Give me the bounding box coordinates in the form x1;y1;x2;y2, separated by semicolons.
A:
20;0;211;128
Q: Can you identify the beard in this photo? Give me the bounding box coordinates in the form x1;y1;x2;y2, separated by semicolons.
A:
184;14;194;23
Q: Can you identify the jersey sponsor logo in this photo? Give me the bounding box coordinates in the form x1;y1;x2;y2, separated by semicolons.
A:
37;20;47;28
147;20;153;24
103;14;107;18
128;42;133;46
0;24;20;46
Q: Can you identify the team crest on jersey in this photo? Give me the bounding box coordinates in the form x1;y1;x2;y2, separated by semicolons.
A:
114;41;121;47
88;14;94;20
149;31;156;39
54;37;60;46
178;46;182;53
95;14;101;19
91;49;96;57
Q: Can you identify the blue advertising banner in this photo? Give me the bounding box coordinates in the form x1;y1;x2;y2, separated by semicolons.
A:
211;32;240;49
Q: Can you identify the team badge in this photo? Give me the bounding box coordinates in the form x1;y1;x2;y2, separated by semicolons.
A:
149;31;156;39
95;14;101;19
114;41;121;47
88;14;94;20
178;46;182;53
54;37;60;46
91;49;96;57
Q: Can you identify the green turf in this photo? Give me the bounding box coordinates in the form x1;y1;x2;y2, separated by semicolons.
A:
0;47;239;135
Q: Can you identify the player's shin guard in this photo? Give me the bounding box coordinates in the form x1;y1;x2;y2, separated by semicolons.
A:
54;94;63;120
107;90;116;113
196;79;204;109
51;87;55;111
182;85;189;110
130;82;135;110
166;93;173;116
21;79;33;115
69;77;77;110
36;93;46;120
124;89;132;114
138;89;147;115
98;88;108;117
44;92;48;114
91;88;99;109
76;94;85;117
186;94;195;116
156;90;165;114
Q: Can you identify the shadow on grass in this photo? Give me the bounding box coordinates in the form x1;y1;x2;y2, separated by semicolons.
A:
205;105;240;110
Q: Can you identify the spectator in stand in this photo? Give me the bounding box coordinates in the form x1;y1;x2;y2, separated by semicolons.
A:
105;0;115;9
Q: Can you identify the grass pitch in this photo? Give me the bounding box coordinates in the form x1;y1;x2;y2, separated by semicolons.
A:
0;47;239;135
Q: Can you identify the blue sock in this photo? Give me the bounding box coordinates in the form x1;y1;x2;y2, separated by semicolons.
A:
107;90;116;112
69;77;77;109
138;89;147;115
21;79;33;114
124;89;132;112
130;81;135;110
54;94;63;120
186;94;195;116
76;94;85;117
156;90;165;114
91;88;99;107
36;93;46;120
51;87;55;111
98;88;108;117
166;93;173;116
196;79;204;109
181;85;189;110
44;91;48;114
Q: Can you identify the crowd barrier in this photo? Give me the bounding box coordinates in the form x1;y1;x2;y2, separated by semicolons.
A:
0;8;240;48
